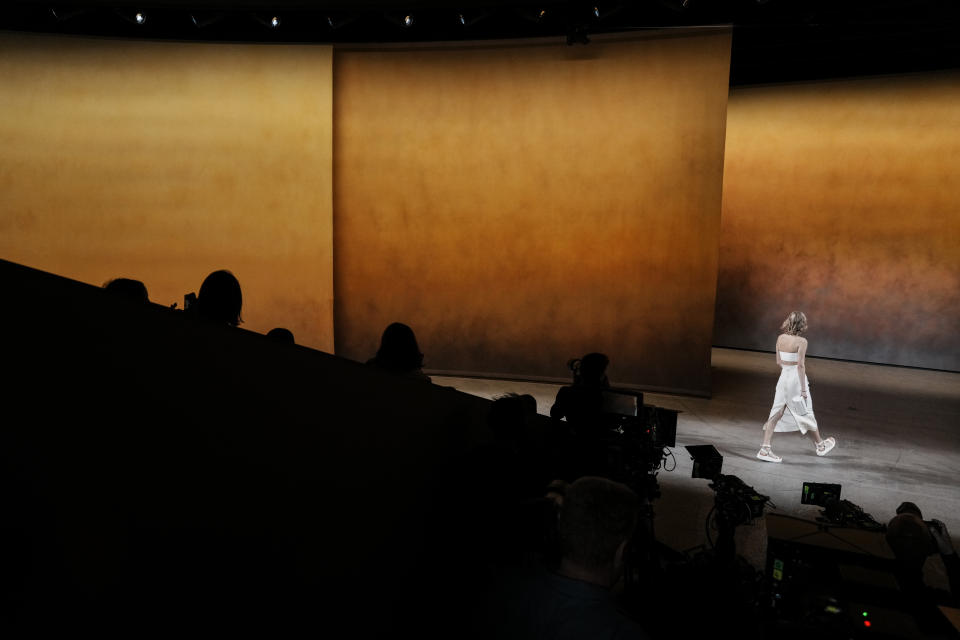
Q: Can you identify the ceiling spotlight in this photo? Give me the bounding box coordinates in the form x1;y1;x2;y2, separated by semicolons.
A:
457;10;487;27
253;14;282;29
384;12;416;29
190;13;224;29
326;14;356;30
516;7;548;25
49;7;87;21
116;9;153;26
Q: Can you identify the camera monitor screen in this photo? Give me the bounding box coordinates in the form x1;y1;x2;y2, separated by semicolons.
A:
801;481;842;506
601;390;640;417
643;405;678;448
685;444;722;479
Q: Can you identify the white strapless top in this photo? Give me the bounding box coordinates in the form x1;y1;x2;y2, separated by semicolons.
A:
779;351;799;363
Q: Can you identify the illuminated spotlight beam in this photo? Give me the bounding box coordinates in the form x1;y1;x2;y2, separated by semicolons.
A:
114;9;149;26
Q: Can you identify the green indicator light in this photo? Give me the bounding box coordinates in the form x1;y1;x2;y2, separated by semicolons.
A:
862;612;869;617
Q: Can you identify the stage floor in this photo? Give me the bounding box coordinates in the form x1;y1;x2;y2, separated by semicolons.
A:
434;347;960;586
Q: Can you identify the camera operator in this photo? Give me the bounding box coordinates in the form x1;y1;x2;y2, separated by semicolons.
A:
885;502;959;608
550;353;612;478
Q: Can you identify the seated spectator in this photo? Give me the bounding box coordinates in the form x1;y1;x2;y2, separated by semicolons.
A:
367;322;430;382
557;476;639;592
194;270;243;327
487;393;537;451
457;394;547;565
266;327;295;344
103;277;149;304
886;502;959;607
488;393;554;500
478;476;650;639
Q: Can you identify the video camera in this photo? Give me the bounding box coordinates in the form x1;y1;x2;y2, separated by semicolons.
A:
801;482;884;531
597;389;678;500
600;389;677;447
712;474;771;523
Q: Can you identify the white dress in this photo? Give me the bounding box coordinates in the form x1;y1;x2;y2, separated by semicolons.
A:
767;351;819;434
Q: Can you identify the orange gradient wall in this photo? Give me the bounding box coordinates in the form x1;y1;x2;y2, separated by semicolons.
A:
715;73;960;371
0;34;334;351
333;32;732;394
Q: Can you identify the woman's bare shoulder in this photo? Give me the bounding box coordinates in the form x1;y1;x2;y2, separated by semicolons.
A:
778;334;806;350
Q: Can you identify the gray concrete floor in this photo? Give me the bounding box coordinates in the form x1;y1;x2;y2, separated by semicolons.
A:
434;347;960;585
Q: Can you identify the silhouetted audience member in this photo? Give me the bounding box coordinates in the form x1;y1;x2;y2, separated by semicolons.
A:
550;353;612;478
488;393;537;445
195;270;243;326
886;502;959;607
267;327;295;344
103;278;149;303
487;393;553;501
480;476;649;639
367;322;430;382
463;394;550;564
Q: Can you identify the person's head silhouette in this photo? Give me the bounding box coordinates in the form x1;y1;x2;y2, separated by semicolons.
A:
559;476;639;588
197;270;242;326
266;327;295;344
374;322;424;372
570;352;609;388
103;278;149;304
488;393;537;441
886;502;937;568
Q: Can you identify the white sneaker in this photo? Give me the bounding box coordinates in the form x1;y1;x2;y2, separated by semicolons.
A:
816;437;836;457
757;446;782;463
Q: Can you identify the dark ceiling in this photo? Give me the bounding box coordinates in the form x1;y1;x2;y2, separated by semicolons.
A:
3;0;959;85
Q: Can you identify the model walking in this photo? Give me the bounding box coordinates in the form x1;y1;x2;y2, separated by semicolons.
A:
757;311;836;462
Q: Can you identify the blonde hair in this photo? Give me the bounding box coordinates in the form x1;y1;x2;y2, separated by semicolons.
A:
781;311;808;336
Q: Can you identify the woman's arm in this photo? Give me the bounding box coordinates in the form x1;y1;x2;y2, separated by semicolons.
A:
550;387;568;420
797;338;809;396
775;336;783;367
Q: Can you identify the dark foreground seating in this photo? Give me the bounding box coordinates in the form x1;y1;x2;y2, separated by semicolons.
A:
0;258;503;636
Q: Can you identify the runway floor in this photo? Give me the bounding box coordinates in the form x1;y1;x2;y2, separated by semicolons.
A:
434;347;960;587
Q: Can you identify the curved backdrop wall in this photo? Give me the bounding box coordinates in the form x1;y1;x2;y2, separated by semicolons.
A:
3;31;952;385
333;31;733;395
715;72;960;372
